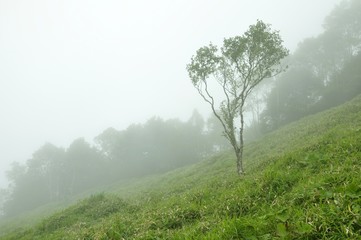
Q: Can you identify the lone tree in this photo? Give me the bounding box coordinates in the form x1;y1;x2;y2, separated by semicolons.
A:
187;20;289;176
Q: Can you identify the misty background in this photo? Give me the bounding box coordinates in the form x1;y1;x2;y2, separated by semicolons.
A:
0;0;341;189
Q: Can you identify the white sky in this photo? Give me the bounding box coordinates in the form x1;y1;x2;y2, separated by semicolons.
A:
0;0;341;188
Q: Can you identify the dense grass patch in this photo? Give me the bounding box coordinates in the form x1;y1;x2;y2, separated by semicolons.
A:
1;95;361;239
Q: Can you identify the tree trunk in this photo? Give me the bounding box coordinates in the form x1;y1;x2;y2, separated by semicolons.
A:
227;119;245;176
237;110;245;176
236;149;244;176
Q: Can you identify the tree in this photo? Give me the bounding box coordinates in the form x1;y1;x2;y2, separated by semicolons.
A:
27;143;66;201
260;0;361;134
95;115;209;180
261;66;323;132
186;20;288;175
0;188;10;217
205;113;230;152
1;145;67;217
316;53;361;109
64;138;105;195
323;0;361;55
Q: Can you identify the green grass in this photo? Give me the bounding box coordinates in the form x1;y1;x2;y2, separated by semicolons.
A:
1;95;361;239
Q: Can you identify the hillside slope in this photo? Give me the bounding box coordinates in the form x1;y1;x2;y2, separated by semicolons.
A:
2;95;361;239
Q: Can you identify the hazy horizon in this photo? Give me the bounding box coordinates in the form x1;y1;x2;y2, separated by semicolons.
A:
0;0;342;188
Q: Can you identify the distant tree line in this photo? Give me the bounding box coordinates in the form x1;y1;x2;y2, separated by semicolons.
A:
1;0;360;218
246;0;361;138
0;111;228;218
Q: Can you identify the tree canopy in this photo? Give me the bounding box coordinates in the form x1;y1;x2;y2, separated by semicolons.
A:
260;0;361;133
187;20;289;175
0;114;226;218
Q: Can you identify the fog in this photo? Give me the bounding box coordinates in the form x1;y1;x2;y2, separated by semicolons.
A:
0;0;341;188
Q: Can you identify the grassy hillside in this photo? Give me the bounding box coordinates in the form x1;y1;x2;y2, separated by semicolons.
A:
1;95;361;239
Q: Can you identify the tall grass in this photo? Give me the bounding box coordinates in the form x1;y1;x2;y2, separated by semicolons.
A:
1;95;361;239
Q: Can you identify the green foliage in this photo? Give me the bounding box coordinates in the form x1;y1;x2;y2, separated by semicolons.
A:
261;0;361;133
187;19;288;175
317;53;361;110
37;193;131;233
1;112;222;219
95;114;212;179
1;140;108;218
2;94;361;239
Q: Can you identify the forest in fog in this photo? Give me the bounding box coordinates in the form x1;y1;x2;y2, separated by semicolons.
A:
0;0;360;219
0;112;229;217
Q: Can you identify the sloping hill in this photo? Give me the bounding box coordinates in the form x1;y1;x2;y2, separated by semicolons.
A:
1;95;361;239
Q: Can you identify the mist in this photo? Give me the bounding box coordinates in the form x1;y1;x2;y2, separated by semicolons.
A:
0;0;341;189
